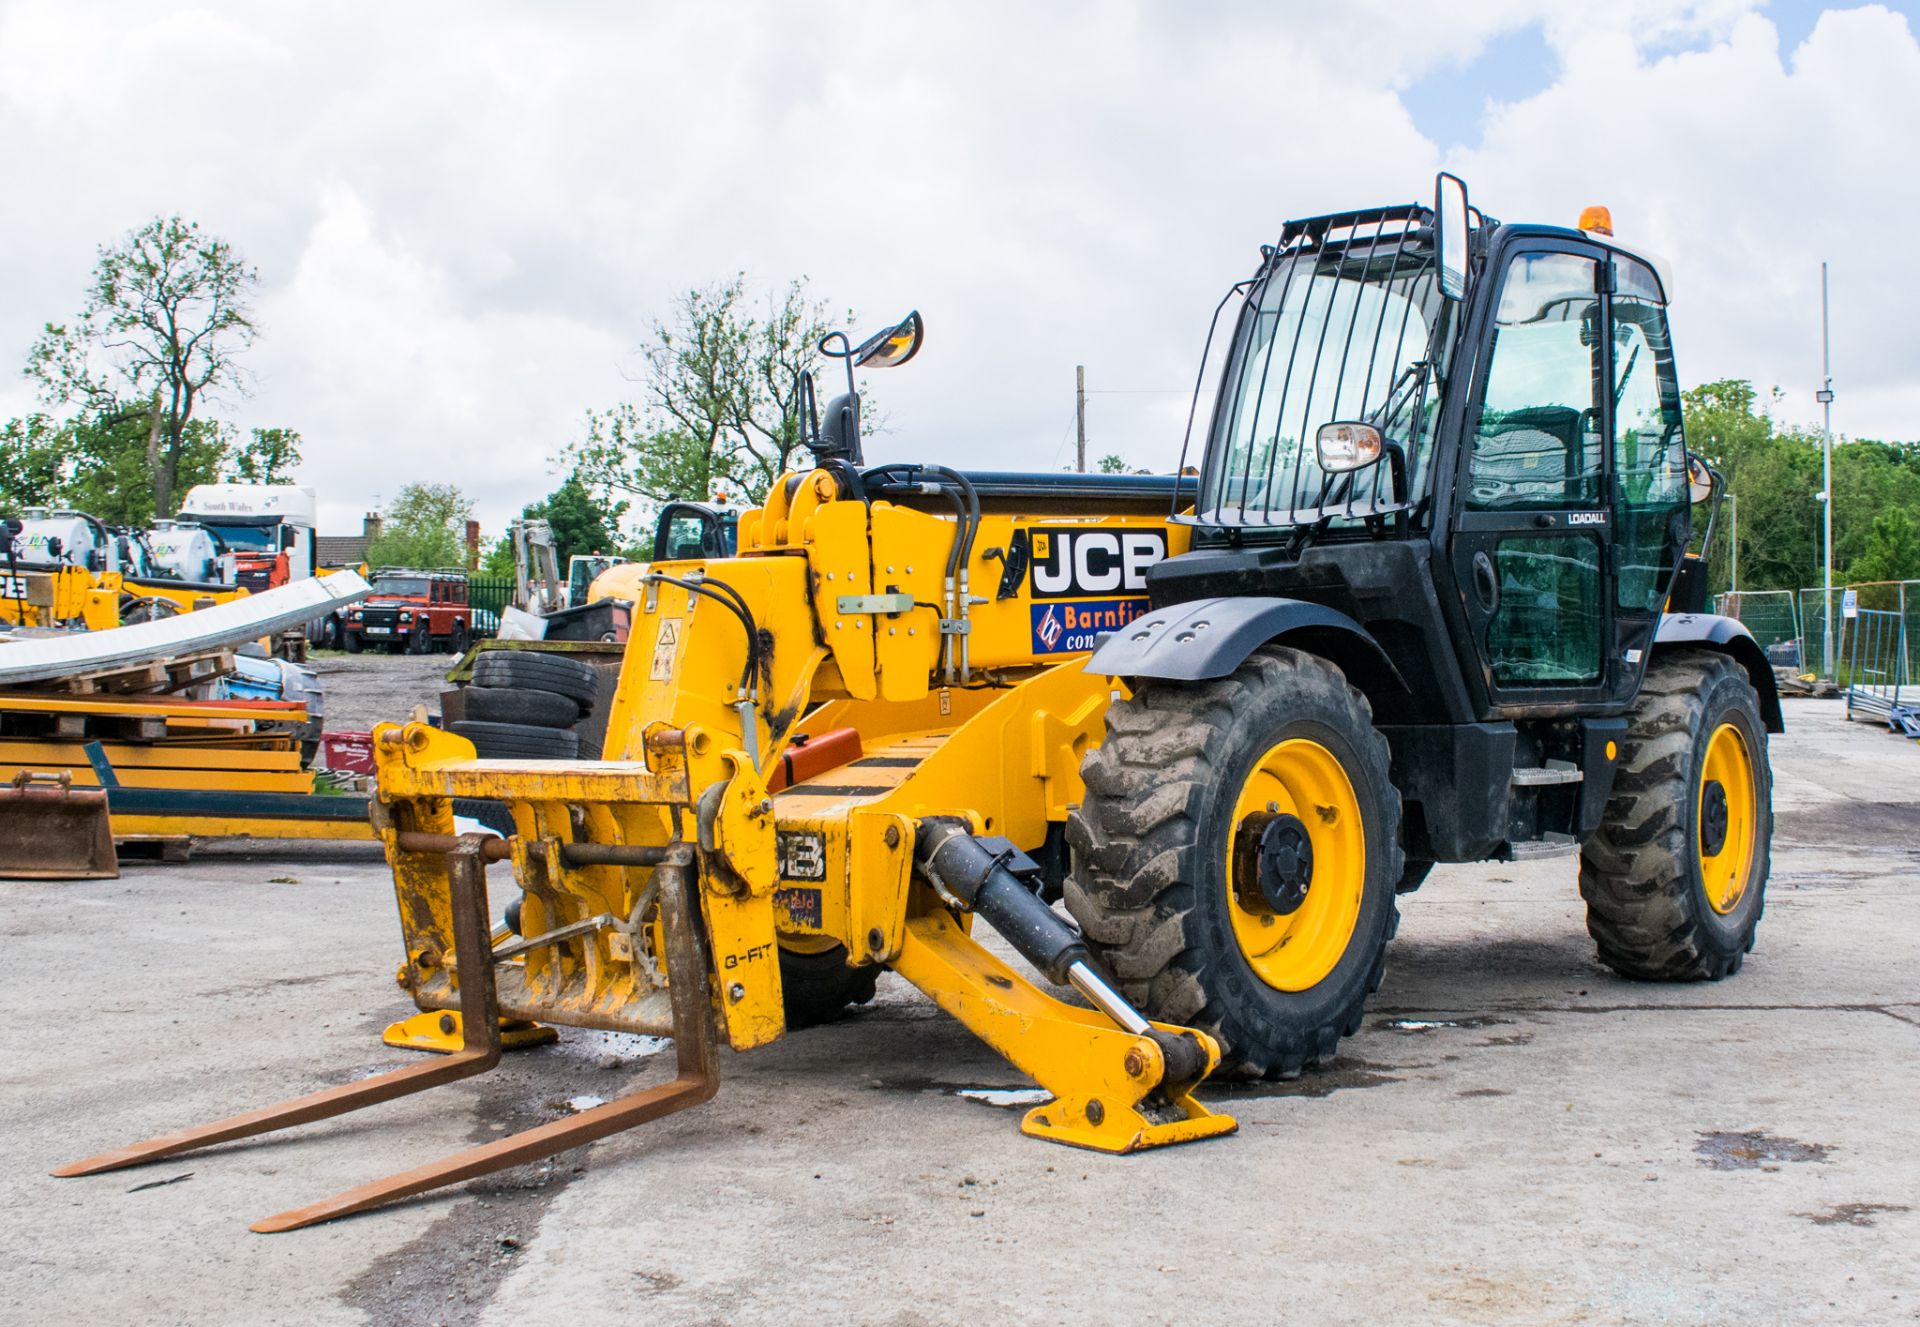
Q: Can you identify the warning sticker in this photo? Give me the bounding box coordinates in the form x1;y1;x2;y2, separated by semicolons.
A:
649;618;682;680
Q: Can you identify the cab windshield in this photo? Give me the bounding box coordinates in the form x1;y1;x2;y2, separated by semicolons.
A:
201;522;275;552
371;576;429;597
1194;208;1453;528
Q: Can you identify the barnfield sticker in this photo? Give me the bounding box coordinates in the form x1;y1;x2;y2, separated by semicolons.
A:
773;886;824;928
1030;598;1150;655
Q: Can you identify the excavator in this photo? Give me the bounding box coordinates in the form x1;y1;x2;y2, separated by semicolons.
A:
58;176;1778;1231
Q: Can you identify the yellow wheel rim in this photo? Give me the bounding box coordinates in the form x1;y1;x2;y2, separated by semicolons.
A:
1697;721;1758;915
1226;738;1366;992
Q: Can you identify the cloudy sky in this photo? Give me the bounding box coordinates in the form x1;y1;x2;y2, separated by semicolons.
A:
1;0;1914;536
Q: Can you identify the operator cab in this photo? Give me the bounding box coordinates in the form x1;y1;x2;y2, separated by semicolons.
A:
1161;174;1698;729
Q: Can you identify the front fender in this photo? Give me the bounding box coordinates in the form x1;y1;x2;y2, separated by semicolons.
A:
1655;612;1785;733
1084;595;1405;694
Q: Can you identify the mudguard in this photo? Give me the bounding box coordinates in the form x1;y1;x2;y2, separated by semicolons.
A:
1655;612;1785;733
1083;595;1404;692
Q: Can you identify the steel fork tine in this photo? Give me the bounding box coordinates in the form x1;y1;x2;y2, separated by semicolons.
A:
54;837;504;1179
250;858;718;1233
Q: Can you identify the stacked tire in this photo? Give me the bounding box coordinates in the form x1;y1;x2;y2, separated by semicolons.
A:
450;651;601;761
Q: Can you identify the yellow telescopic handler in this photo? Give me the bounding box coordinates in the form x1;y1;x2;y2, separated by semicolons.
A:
59;177;1780;1232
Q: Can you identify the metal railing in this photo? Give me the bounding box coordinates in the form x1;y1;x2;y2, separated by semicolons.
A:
1714;580;1920;688
467;574;515;639
1844;606;1910;722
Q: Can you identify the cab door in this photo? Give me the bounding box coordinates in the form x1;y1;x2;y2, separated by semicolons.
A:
1448;241;1615;707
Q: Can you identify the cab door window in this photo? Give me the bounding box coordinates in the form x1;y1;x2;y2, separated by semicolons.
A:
1464;251;1606;686
1467;253;1604;511
1610;258;1689;613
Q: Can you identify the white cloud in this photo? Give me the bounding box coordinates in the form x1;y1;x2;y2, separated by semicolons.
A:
0;1;1910;535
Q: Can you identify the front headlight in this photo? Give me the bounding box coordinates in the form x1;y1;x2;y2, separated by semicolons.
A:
399;611;412;622
349;611;362;621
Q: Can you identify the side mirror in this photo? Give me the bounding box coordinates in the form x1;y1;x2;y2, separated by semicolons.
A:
1687;453;1717;505
851;310;924;369
1435;173;1470;302
1316;422;1384;472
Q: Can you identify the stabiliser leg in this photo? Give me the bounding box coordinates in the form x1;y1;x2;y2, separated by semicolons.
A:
53;835;509;1180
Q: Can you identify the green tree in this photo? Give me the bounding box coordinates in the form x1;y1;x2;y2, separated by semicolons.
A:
0;415;67;511
568;275;860;511
1844;507;1920;585
225;427;303;484
0;408;228;525
25;215;257;517
365;482;472;569
1097;453;1128;474
481;472;629;576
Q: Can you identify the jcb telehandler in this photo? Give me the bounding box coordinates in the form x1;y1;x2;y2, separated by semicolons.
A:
60;176;1778;1230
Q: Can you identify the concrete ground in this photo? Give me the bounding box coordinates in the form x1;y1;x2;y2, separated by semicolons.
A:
2;697;1916;1326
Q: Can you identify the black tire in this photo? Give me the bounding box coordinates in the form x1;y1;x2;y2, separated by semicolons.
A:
449;719;580;759
408;624;431;655
344;630;363;655
573;725;604;760
1580;650;1772;980
1397;860;1435;894
451;797;517;837
778;944;879;1029
449;621;469;656
471;650;600;710
1066;646;1403;1079
462;685;582;728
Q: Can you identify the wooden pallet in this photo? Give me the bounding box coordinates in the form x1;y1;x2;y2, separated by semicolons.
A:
44;649;236;696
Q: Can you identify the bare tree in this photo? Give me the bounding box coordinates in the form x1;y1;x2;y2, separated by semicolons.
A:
568;275;857;515
26;216;257;516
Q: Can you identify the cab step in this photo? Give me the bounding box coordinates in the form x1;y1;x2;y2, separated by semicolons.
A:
1507;832;1580;861
1511;760;1583;786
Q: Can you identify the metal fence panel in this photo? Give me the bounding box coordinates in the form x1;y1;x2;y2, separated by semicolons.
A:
467;575;515;639
1845;606;1909;721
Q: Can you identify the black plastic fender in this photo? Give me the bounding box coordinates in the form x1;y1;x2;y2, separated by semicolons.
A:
1083;595;1406;695
1655;612;1785;733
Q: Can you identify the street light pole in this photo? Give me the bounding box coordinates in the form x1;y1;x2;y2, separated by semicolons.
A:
1818;262;1835;676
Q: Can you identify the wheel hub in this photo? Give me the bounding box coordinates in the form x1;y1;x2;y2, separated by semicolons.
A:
1700;779;1730;857
1233;812;1314;916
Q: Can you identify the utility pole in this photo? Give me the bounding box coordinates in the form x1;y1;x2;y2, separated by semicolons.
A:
1818;262;1836;676
1075;364;1087;474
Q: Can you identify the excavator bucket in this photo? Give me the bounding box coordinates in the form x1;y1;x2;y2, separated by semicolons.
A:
0;770;117;880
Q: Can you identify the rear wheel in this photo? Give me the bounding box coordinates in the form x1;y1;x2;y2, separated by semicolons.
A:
449;620;468;656
1580;650;1771;980
1066;646;1402;1078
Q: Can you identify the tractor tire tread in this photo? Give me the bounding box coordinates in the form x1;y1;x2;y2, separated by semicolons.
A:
1066;646;1401;1080
461;685;583;728
1578;649;1771;982
449;719;581;760
470;651;601;709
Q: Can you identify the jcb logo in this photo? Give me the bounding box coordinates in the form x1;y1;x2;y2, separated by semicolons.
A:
1029;528;1166;600
0;575;26;599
